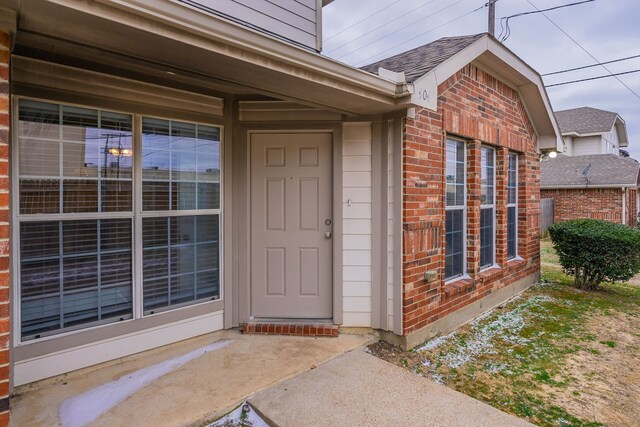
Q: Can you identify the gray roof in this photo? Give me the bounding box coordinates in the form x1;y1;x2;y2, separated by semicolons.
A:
360;34;484;83
541;154;640;188
555;107;619;135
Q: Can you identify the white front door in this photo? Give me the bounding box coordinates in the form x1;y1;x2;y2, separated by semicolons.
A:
250;132;333;318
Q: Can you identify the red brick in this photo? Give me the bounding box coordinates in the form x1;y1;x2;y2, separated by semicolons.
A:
541;188;633;225
402;65;540;336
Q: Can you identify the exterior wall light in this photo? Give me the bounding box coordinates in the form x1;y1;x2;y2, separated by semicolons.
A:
540;150;558;161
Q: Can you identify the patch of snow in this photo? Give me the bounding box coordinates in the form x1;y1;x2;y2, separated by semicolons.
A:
416;331;457;352
209;402;269;427
421;359;432;368
59;340;232;427
431;373;445;385
471;309;496;325
485;362;514;375
440;295;555;369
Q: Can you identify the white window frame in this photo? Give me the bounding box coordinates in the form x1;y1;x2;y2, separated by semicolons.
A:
138;115;222;317
480;145;496;270
12;97;224;345
507;152;519;261
445;139;467;282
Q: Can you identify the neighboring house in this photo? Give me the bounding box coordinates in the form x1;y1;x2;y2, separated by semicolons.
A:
541;154;640;225
0;0;561;420
555;107;629;156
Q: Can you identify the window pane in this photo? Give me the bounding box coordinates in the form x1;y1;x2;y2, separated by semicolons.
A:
18;100;132;215
508;206;517;259
197;183;220;210
481;147;495;205
20;219;133;340
172;182;196;210
142;118;220;211
142;215;220;313
63;180;98;213
143;182;170;211
480;208;494;268
446;140;465;207
20;139;60;177
101;180;133;212
445;210;464;279
20;179;60;214
508;153;518;205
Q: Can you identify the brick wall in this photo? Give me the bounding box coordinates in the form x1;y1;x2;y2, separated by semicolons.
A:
627;188;637;226
0;30;9;426
541;187;638;226
541;188;623;224
402;64;540;336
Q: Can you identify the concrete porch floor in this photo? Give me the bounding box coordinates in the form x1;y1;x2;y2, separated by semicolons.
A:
10;329;371;426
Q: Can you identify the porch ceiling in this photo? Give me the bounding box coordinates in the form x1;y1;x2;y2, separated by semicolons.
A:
5;0;411;116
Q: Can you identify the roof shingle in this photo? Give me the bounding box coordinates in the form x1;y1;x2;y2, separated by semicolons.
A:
360;34;484;83
541;154;639;188
555;107;619;135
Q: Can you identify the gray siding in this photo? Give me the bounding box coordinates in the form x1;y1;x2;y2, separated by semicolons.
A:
183;0;321;50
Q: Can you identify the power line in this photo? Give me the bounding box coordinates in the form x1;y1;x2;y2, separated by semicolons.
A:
546;69;640;87
326;0;442;55
542;54;640;76
334;0;467;60
324;0;404;43
526;0;640;101
498;0;595;42
353;2;487;67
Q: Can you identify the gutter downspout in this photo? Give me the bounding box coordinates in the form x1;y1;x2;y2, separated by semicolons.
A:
622;187;627;225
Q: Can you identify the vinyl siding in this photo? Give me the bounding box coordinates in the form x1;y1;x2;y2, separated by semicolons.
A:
573;135;603;156
604;127;620;155
562;136;573;156
342;122;372;327
186;0;319;50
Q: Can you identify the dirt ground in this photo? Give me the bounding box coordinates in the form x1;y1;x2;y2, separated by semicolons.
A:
549;312;640;427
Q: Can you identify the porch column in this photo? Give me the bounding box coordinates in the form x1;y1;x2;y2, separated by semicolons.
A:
0;27;10;426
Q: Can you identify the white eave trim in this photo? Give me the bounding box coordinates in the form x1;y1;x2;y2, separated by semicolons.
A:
562;131;608;138
615;116;630;147
89;0;409;100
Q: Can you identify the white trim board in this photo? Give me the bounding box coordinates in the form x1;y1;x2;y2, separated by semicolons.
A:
13;310;224;386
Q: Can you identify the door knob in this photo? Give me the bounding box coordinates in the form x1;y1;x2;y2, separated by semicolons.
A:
324;232;332;239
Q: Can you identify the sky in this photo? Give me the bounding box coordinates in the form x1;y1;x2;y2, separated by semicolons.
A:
322;0;640;158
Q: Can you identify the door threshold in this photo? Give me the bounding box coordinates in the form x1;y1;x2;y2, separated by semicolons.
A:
242;319;338;337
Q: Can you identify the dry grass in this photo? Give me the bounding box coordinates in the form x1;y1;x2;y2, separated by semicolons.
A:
368;239;640;427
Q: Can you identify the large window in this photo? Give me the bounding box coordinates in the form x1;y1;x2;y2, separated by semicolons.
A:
141;118;220;314
445;139;465;280
480;146;495;269
16;100;221;341
507;153;518;260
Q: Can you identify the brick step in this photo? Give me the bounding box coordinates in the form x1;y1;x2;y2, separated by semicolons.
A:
242;322;339;337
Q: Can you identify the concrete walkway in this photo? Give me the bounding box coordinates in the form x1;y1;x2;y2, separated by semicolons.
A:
10;330;370;426
250;349;534;427
12;330;533;427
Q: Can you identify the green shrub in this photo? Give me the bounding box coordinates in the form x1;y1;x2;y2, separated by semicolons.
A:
548;219;640;290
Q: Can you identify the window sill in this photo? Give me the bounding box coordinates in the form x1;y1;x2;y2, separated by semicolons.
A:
444;277;475;298
479;265;502;281
506;257;527;270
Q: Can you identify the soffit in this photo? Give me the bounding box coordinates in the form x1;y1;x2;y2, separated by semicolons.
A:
12;0;409;116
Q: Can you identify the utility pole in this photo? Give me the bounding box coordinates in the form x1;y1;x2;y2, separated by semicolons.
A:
488;0;496;36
